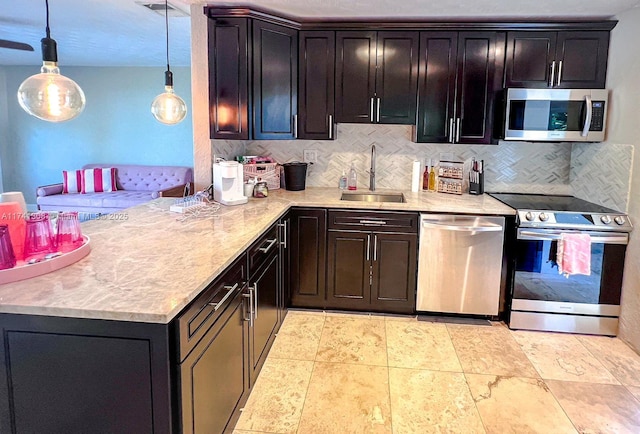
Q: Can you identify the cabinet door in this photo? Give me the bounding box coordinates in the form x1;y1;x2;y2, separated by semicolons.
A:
181;293;249;434
253;21;298;139
249;252;280;384
208;17;250;140
335;31;377;123
371;233;417;314
326;231;371;310
505;31;557;88
299;31;336;139
555;31;609;89
414;32;458;142
455;31;500;144
290;208;327;308
376;31;419;124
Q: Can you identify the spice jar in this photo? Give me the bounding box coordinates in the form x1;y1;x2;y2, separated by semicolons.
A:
253;181;269;198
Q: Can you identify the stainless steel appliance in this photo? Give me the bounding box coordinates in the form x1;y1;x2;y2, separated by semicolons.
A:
504;88;608;142
490;193;632;336
417;214;506;316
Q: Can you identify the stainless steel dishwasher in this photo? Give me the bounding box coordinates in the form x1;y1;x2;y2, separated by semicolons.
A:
417;214;505;316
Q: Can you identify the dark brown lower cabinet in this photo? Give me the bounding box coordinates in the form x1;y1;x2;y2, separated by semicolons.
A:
289;208;327;308
181;290;249;434
327;227;417;314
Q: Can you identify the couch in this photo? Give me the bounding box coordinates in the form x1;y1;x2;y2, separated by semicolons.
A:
37;164;193;215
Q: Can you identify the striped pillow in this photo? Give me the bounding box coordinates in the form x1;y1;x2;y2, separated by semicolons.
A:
82;167;117;193
62;170;83;194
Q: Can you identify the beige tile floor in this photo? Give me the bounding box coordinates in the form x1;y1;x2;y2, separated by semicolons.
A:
234;310;640;434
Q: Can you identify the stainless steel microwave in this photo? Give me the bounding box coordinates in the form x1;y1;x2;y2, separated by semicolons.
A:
504;88;608;142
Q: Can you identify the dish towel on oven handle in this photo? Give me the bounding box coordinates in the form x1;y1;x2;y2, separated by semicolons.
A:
557;233;591;277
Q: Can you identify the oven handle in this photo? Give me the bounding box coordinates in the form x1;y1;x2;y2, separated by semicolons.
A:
518;229;628;245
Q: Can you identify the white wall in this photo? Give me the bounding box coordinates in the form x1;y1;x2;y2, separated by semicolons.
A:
606;6;640;351
0;66;193;204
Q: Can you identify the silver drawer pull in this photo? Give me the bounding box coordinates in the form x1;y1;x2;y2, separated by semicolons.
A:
208;282;238;311
258;238;278;253
359;220;387;225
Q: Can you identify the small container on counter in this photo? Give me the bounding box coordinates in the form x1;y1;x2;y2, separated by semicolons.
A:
253;181;269;198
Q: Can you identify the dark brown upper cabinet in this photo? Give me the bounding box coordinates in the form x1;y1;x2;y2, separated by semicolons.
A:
335;31;419;125
208;17;250;140
414;31;504;144
298;31;336;140
253;21;298;139
208;17;298;140
505;31;609;89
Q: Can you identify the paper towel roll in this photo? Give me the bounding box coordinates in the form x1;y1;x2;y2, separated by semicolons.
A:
411;160;421;192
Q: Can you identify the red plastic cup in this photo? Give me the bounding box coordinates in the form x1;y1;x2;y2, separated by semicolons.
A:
23;213;54;262
55;212;83;253
0;224;16;270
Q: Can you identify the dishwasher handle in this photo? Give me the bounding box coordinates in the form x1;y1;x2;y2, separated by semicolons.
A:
421;219;503;233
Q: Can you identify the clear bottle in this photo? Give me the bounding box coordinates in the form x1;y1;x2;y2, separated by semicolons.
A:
339;170;348;190
347;162;357;191
428;159;437;192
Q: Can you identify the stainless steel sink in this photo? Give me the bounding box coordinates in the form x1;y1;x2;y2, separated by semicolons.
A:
340;192;406;203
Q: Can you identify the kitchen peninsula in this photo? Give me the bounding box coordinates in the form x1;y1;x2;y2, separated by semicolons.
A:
0;189;514;433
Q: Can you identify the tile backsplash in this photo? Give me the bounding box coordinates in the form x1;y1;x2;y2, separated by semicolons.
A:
211;124;633;212
243;124;572;194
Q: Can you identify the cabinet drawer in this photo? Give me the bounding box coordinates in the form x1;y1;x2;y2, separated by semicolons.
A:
176;253;247;362
328;210;419;234
248;223;280;275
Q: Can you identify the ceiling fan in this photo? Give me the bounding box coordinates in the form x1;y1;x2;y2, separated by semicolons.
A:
0;39;34;51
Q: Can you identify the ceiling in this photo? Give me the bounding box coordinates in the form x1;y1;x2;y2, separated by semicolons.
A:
1;0;639;67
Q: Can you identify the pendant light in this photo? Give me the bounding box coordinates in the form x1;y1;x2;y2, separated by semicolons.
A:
17;0;85;123
151;0;187;125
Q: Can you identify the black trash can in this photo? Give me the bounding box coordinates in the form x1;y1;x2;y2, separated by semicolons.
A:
282;162;308;191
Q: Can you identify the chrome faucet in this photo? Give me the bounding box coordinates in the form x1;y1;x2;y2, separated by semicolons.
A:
369;144;376;191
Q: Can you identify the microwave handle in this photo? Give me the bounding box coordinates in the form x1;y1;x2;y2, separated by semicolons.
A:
582;95;593;137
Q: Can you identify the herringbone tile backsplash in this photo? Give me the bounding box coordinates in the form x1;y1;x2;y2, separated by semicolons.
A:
212;124;632;211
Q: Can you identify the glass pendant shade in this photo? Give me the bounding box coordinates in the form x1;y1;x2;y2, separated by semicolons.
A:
151;85;187;125
17;61;86;122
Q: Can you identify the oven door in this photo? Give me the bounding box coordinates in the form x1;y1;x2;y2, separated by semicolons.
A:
504;88;608;142
512;228;628;316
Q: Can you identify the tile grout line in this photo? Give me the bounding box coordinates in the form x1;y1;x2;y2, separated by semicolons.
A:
384;320;395;434
576;335;629;386
543;378;581;433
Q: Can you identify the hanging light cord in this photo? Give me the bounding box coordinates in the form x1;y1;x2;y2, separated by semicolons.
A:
45;0;51;38
165;0;170;73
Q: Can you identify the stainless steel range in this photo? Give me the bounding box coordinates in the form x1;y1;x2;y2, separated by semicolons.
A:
490;193;632;336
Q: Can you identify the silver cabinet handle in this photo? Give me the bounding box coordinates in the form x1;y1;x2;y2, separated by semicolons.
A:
252;283;258;319
421;220;503;232
449;118;454;143
549;60;556;87
582;95;593;137
243;290;254;327
278;221;288;248
373;234;378;261
370;98;375;122
376;97;381;123
208;282;238;311
455;118;461;143
359;219;386;225
258;238;278;253
328;114;333;139
556;60;563;86
293;114;298;138
366;234;371;261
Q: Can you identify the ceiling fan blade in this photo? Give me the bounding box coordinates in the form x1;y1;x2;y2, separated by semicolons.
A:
0;39;34;51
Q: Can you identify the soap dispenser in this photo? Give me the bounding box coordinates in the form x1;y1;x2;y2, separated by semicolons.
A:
347;163;357;191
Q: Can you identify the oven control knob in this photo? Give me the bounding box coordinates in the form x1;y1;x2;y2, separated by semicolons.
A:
601;215;612;224
614;216;626;225
524;212;534;221
538;212;549;222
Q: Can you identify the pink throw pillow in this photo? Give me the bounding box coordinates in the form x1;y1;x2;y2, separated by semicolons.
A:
62;170;83;194
82;168;117;193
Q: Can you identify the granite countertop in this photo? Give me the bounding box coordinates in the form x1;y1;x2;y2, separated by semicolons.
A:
0;188;515;324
